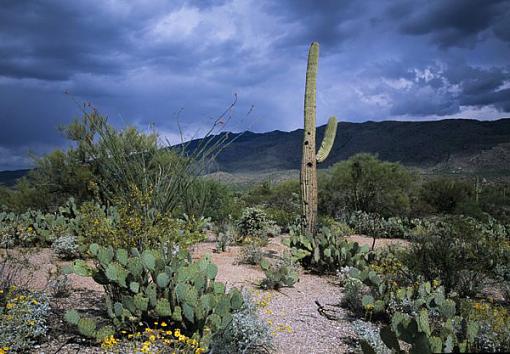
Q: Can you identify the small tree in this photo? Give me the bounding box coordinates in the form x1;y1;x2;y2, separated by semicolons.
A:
319;153;415;217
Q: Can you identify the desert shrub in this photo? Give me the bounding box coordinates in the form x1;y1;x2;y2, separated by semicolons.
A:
284;226;369;273
0;288;50;352
183;179;239;223
460;301;510;352
345;211;414;239
265;222;281;237
319;216;354;236
407;216;509;296
265;208;295;231
211;290;273;353
340;271;365;315
478;182;510;225
419;177;474;214
352;320;392;354
319;154;415;218
65;244;243;349
2;150;96;213
259;254;299;290
48;274;71;298
52;235;80;259
236;207;275;245
215;220;236;253
242;180;300;230
237;244;264;265
75;201;119;247
75;200;206;250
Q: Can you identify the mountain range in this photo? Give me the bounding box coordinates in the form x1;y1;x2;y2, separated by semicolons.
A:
2;118;510;187
203;118;510;175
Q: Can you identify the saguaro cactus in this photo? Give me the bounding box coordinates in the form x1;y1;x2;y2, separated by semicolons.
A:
300;42;338;236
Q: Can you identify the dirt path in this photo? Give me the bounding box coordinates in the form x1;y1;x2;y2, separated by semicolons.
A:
192;236;356;353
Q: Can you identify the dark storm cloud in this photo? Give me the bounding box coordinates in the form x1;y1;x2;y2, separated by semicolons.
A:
0;0;509;170
0;1;134;81
395;0;510;48
264;0;363;50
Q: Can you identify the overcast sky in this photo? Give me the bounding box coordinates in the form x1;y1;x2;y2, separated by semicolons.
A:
1;0;509;170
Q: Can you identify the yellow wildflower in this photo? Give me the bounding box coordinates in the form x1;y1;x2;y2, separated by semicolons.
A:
364;303;375;311
5;303;15;310
161;321;167;327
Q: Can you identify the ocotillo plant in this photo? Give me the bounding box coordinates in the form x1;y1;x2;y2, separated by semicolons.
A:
300;42;338;236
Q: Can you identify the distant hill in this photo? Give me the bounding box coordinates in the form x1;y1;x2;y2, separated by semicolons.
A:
2;118;510;187
0;169;30;187
191;118;510;176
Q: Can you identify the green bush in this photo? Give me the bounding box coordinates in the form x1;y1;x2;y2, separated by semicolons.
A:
183;179;239;223
341;276;365;315
75;200;206;250
407;216;509;296
241;180;300;230
345;211;414;239
319;216;354;236
236;207;277;245
419;177;474;214
0;288;50;352
65;244;243;349
319;154;415;218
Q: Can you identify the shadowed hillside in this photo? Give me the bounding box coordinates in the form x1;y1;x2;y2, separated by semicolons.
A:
198;118;510;174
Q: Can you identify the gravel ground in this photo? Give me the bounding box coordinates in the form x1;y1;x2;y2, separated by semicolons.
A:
193;235;358;354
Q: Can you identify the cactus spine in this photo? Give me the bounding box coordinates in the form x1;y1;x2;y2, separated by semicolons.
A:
300;42;337;236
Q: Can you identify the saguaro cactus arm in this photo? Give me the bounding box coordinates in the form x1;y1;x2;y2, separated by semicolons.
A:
316;116;338;163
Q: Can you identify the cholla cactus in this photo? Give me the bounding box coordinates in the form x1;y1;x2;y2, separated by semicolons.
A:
300;42;338;236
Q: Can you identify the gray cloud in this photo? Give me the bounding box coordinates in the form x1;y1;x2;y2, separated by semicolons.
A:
395;0;510;48
0;0;509;170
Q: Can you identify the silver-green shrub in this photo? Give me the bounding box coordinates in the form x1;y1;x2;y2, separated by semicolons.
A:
52;235;80;259
237;244;264;265
0;289;50;352
352;320;392;354
211;290;273;353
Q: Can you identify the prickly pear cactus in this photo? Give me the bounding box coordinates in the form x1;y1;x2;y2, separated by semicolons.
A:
65;243;243;346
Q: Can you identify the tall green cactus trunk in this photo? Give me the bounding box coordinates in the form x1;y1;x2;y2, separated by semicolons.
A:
300;42;338;236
